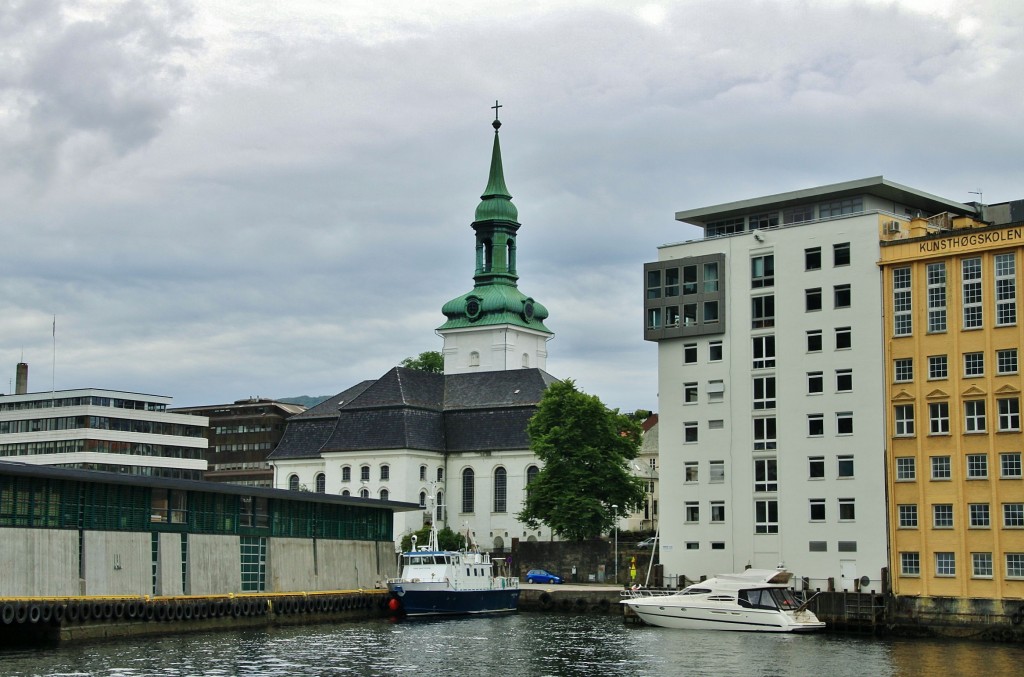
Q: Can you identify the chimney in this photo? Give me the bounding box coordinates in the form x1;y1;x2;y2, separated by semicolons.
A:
15;362;28;395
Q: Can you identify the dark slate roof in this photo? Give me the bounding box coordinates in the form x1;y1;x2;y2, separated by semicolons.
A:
270;367;559;459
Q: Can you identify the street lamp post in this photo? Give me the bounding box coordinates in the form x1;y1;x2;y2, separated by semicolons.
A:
612;504;618;584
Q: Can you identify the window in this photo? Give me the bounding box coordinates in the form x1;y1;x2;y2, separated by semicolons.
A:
708;380;724;402
359;488;370;499
808;456;825;479
749;212;779;230
894;405;915;436
419;465;427;481
664;267;680;297
685;502;699;522
836;369;852;392
683;343;697;364
703;301;719;323
933;504;953;528
646;270;662;299
686;542;699;550
710;502;726;523
962;257;982;328
820;198;863;217
964;352;984;377
753;377;776;410
999;398;1020;431
835;326;851;350
1001;452;1022;479
493;467;507;513
379;489;389;501
647;308;662;329
833;242;851;266
901;552;920;576
752;295;775;328
752;335;775;369
684;421;698;443
996;253;1016;326
805;247;821;270
836;412;853;435
807;372;823;395
754;458;777;492
834;284;851;309
969;503;990;528
288;474;299;491
838;498;856;521
998;349;1018;374
461;468;475;513
927;263;946;332
751;255;774;288
809;499;825;521
965;400;987;433
704;262;719;292
894;358;913;382
342;466;351;482
682;265;697;294
931;456;951;480
808;414;824;437
755;499;778;534
315;473;326;493
753;417;776;450
1004;503;1024;527
710;461;725;483
929;355;948;379
973;553;993;578
898;504;918;528
929;402;950;435
896;457;916;480
437;468;444;482
806;288;822;312
807;330;823;352
837;455;854;478
360;465;370;482
709;341;723;362
935;552;956;576
684;382;698;404
418;491;426;507
711;542;726;550
893;267;912;336
684;462;698;483
1007;553;1024;578
380;465;390;481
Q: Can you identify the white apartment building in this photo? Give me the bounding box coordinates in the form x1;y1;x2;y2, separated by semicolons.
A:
646;177;976;591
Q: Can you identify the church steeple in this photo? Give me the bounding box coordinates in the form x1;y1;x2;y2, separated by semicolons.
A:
438;105;552;374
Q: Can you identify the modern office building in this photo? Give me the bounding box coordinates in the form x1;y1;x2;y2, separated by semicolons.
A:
646;177;976;590
880;205;1024;599
0;377;209;480
171;398;305;487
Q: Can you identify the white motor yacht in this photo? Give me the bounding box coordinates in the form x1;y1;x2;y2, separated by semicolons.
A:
621;569;826;632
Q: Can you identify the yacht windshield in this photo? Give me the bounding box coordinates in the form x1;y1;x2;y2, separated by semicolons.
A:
738;588;802;610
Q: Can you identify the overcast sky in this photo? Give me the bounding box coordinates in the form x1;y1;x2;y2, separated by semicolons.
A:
2;0;1023;412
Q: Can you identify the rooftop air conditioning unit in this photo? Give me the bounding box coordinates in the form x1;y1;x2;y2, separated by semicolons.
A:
886;221;901;234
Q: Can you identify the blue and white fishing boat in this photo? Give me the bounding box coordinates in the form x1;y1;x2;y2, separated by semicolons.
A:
386;523;520;617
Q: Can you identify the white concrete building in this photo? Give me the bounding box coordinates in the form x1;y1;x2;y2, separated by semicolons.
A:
646;177;971;591
0;380;208;480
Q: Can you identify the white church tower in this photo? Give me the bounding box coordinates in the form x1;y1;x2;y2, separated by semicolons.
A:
437;110;553;374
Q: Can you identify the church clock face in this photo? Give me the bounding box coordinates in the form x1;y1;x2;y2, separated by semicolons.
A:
466;298;481;320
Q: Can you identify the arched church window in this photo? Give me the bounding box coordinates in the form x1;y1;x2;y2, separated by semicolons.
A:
493;467;507;513
419;491;427;507
419;465;427;481
526;465;539;498
315;473;326;493
483;239;493;272
470;351;480;367
360;488;370;499
507;237;516;274
436;491;445;522
380;489;389;501
288;474;299;491
342;466;351;482
462;468;475;513
341;489;350;497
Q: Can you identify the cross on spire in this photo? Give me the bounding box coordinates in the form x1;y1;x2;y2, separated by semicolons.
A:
491;100;502;130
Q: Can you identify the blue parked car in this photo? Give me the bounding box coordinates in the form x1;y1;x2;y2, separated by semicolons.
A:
525;569;563;584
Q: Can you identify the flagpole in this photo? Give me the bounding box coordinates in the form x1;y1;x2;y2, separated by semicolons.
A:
51;315;56;398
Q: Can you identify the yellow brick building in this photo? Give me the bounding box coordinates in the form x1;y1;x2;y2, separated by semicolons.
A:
881;213;1024;600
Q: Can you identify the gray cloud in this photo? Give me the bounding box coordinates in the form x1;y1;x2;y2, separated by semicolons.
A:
1;1;1023;412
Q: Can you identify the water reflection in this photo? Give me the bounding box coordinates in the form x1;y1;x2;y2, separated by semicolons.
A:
0;615;1020;676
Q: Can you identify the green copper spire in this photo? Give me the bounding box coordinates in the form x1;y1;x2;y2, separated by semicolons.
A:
438;105;550;335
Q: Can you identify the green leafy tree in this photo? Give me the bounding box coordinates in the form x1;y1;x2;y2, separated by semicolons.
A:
517;379;646;540
400;525;466;552
399;350;444;373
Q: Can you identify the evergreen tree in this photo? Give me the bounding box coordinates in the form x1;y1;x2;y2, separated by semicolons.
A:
517;379;646;540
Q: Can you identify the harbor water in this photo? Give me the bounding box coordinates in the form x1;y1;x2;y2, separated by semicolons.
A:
1;614;1022;676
